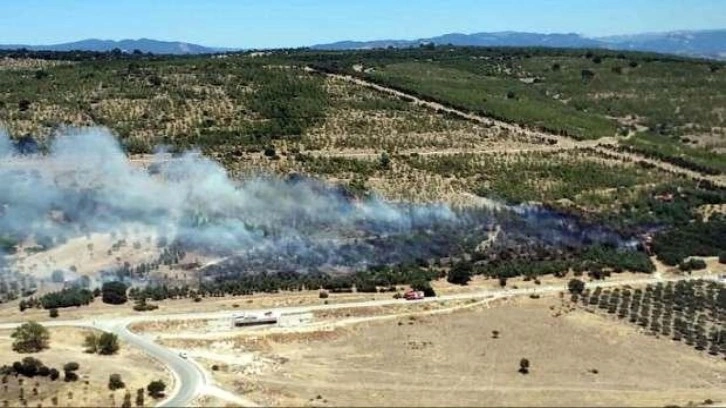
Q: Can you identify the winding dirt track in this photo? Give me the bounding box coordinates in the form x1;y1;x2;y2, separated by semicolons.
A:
316;70;726;188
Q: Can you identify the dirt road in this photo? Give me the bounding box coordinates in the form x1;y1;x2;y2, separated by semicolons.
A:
317;70;725;188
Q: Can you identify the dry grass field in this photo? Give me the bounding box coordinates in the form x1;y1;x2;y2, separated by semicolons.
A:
0;327;170;407
186;296;726;407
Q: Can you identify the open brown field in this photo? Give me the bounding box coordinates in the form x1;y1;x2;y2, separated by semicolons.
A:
179;296;726;407
0;327;170;407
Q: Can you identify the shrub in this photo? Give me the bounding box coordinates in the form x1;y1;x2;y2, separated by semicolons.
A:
122;391;132;408
519;358;530;374
132;298;158;312
108;374;125;390
48;309;59;319
102;282;128;305
567;279;585;295
97;333;120;355
63;371;78;382
581;69;595;82
12;357;45;377
146;380;166;398
63;362;79;382
11;322;50;353
679;258;707;272
83;333;98;353
447;261;473;285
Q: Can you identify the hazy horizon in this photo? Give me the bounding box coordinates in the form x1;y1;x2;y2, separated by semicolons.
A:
1;0;725;49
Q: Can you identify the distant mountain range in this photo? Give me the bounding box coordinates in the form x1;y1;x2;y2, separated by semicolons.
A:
1;30;725;59
0;38;223;55
312;29;726;60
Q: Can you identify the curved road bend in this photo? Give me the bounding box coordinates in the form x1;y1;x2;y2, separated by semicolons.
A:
104;321;206;408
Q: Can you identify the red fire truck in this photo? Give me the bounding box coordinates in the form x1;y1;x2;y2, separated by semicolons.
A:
404;290;425;300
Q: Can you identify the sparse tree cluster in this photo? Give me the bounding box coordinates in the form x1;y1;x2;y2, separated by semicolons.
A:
83;332;120;355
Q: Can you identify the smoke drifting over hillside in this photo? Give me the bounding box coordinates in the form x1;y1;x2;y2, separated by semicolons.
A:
0;128;633;274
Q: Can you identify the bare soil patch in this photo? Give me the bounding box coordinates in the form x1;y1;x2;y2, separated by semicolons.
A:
204;296;726;407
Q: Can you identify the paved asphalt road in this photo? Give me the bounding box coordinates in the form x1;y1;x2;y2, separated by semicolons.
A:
0;274;717;407
104;321;207;407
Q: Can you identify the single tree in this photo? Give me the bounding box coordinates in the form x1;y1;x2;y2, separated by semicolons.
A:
102;282;128;305
83;333;98;354
63;361;81;382
108;374;125;391
568;278;585;295
97;333;120;355
122;391;132;408
447;261;473;285
48;309;59;319
63;371;78;382
379;152;391;170
581;69;596;82
11;322;50;353
146;380;166;399
519;358;530;374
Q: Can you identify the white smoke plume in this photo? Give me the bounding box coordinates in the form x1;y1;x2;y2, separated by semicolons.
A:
1;127;634;276
0;128;460;263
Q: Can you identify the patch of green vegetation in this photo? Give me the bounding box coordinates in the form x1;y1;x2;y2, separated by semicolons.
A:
653;215;726;266
0;57;328;152
370;62;617;139
299;46;725;165
591;181;726;228
401;150;660;205
469;245;654;279
295;154;380;177
621;132;726;175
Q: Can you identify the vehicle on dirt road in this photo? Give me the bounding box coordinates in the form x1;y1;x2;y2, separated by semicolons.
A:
404;290;425;300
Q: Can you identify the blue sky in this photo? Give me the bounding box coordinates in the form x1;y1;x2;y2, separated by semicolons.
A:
1;0;724;48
